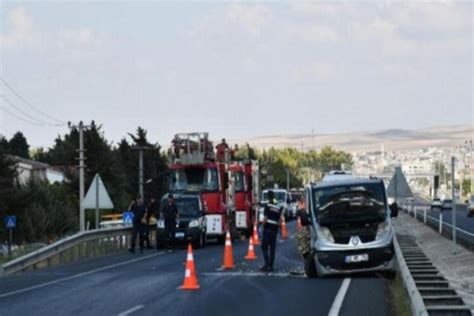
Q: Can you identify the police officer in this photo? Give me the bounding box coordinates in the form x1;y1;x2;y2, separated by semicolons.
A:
260;190;282;272
128;196;148;254
162;193;179;252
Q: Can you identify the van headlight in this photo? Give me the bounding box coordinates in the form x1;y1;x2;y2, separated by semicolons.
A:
317;227;334;243
376;222;391;240
189;220;199;228
157;220;164;229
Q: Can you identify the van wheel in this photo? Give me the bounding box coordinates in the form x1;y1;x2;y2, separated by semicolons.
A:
304;254;317;278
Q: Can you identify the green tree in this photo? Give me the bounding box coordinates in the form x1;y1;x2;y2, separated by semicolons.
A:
0;146;17;240
7;131;30;158
122;127;168;202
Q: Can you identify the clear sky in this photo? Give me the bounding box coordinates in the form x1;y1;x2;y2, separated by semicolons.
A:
0;1;472;148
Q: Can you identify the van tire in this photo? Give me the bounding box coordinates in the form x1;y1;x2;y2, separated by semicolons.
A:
304;254;317;278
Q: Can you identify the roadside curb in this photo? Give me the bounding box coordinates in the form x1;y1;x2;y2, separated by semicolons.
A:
394;235;429;316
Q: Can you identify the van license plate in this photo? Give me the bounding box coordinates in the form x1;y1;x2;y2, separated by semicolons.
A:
345;254;369;263
175;232;185;238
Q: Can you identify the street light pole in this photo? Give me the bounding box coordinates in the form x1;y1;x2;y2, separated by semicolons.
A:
451;156;457;254
132;146;151;198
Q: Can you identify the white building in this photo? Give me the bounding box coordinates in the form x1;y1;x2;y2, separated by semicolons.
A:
8;155;65;185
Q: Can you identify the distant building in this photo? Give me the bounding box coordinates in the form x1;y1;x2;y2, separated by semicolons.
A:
7;155;65;185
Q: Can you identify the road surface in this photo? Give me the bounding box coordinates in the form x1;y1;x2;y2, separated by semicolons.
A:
0;222;394;316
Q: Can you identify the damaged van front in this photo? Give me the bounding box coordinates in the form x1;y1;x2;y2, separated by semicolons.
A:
303;178;397;278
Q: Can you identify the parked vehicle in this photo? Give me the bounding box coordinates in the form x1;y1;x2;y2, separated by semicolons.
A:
431;198;442;210
156;193;207;248
442;199;453;210
301;178;397;278
467;195;474;217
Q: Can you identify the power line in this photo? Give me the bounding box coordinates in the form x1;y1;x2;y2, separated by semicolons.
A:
0;78;65;125
0;105;46;126
0;95;52;126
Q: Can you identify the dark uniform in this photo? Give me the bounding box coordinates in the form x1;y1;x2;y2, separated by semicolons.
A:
162;201;179;250
261;200;282;272
130;202;147;253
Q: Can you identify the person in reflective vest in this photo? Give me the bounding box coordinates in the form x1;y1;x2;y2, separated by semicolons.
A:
260;190;283;272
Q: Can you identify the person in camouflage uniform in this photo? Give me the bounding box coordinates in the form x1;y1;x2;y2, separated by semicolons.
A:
295;210;311;259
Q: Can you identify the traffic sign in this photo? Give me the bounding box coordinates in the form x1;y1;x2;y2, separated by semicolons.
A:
5;215;16;229
123;212;134;225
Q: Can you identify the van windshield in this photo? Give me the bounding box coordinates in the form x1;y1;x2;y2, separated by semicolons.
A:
176;197;201;218
313;183;386;224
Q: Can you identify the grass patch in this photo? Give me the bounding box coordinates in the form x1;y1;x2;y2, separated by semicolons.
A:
390;271;412;316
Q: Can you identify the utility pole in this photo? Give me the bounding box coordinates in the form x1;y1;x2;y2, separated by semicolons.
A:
68;121;90;232
132;146;151;198
451;156;457;254
286;169;290;191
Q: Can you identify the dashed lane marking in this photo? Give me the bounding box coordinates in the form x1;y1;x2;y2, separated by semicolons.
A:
118;305;144;316
328;278;351;316
0;252;166;299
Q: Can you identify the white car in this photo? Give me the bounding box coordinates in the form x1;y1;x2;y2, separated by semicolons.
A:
431;198;442;210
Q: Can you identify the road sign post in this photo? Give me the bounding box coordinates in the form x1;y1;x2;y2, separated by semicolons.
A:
5;215;16;257
451;156;457;254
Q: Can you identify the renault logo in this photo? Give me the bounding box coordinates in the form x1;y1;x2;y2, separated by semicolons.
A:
350;236;360;246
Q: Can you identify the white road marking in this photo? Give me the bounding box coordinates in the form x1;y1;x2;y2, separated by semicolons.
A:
328;278;351;316
118;305;144;316
0;252;166;299
203;271;306;278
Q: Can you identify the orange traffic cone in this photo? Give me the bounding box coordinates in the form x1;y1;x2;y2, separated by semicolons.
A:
296;216;303;231
245;235;257;260
252;224;260;245
280;218;289;240
222;231;235;269
179;243;200;290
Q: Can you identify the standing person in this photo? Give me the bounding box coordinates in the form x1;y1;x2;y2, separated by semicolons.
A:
144;197;157;249
128;196;148;254
260;190;282;272
162;193;179;252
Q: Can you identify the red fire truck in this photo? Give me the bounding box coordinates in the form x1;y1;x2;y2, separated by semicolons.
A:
228;160;260;237
168;133;231;243
168;133;260;242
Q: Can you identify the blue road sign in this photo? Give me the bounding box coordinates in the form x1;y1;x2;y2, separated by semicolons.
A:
123;212;134;225
5;215;16;229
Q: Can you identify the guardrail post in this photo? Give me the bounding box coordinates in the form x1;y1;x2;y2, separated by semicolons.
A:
439;212;443;234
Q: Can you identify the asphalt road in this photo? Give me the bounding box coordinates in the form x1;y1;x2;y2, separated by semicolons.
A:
409;196;474;245
0;222;394;316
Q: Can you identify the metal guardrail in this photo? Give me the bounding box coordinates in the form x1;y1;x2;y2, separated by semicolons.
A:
1;227;132;276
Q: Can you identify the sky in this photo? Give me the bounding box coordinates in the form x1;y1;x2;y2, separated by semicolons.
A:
0;0;472;149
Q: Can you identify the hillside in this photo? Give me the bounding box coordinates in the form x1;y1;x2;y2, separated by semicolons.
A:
232;124;473;152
